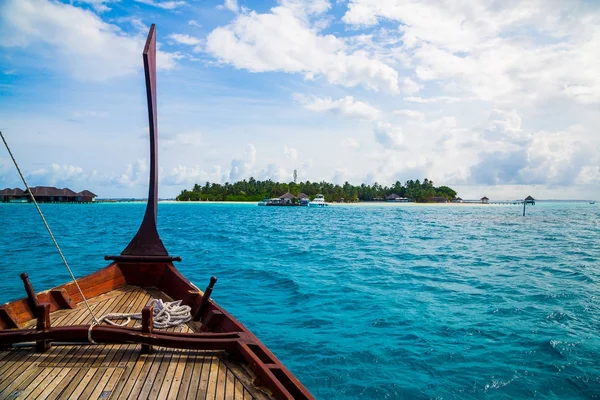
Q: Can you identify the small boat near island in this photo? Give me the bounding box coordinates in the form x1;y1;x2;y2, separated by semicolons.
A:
309;194;328;207
0;25;313;400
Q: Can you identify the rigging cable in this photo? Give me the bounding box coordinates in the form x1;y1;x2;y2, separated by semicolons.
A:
0;130;99;324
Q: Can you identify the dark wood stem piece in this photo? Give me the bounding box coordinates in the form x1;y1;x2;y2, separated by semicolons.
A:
36;303;51;352
20;273;39;317
194;276;217;322
141;305;153;354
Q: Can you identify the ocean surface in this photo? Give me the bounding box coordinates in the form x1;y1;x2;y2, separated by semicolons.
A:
0;202;599;399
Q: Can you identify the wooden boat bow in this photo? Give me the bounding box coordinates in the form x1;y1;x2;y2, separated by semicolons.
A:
0;24;313;400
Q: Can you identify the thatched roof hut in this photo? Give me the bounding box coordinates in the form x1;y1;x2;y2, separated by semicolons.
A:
0;188;24;196
524;195;535;205
25;186;78;197
297;193;309;199
279;192;296;200
77;190;97;198
481;196;489;204
386;193;400;200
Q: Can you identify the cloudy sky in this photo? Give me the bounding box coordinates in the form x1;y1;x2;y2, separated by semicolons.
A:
1;0;599;199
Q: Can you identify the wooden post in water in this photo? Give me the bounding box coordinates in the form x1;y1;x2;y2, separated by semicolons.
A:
523;195;535;216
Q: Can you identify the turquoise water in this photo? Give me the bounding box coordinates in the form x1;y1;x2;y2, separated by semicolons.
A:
1;202;599;399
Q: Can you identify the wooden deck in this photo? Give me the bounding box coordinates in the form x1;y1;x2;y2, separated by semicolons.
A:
0;286;270;400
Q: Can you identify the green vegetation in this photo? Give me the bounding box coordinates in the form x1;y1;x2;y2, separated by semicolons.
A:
176;178;457;203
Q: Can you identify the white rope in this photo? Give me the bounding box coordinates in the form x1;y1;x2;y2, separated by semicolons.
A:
0;130;99;324
87;299;191;343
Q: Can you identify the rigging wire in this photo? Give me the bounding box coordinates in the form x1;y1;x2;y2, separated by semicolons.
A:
0;130;99;324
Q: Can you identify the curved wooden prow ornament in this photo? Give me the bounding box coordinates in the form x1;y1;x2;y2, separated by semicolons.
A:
121;24;168;257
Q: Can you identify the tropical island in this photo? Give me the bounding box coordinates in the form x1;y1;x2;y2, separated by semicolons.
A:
176;178;458;203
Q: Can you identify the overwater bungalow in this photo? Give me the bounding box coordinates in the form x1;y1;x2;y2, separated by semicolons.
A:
0;188;26;202
279;191;296;205
481;196;489;204
1;186;97;203
298;192;310;206
524;195;535;205
452;197;463;203
386;194;411;202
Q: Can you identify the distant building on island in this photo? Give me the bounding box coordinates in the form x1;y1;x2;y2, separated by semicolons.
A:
524;195;535;205
0;188;25;203
0;186;97;203
481;196;489;204
278;192;296;205
452;197;463;203
386;194;411;202
297;193;310;206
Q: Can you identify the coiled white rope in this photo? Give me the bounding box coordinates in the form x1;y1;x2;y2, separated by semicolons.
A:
87;299;192;343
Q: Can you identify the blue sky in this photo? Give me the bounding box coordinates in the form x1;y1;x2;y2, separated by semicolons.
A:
1;0;599;199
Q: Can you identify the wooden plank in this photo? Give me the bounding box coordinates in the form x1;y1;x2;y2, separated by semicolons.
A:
166;351;191;399
186;351;206;400
175;352;197;400
85;289;149;398
198;353;215;400
135;347;173;399
216;358;227;400
51;287;140;399
14;347;86;400
0;345;76;394
204;355;221;400
31;366;75;400
13;366;54;399
106;299;157;399
68;289;143;399
150;350;183;400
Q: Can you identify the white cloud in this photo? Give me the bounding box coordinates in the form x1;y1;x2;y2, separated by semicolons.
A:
343;0;600;105
74;0;116;13
470;111;599;186
0;0;181;81
168;33;203;52
404;96;470;104
284;145;298;162
221;0;239;13
113;159;148;187
162;133;203;148
374;121;404;149
28;163;91;187
134;0;186;10
168;33;202;46
341;137;360;149
393;109;424;121
228;144;256;181
188;20;202;28
258;164;290;182
205;2;399;92
295;94;381;120
401;77;422;94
